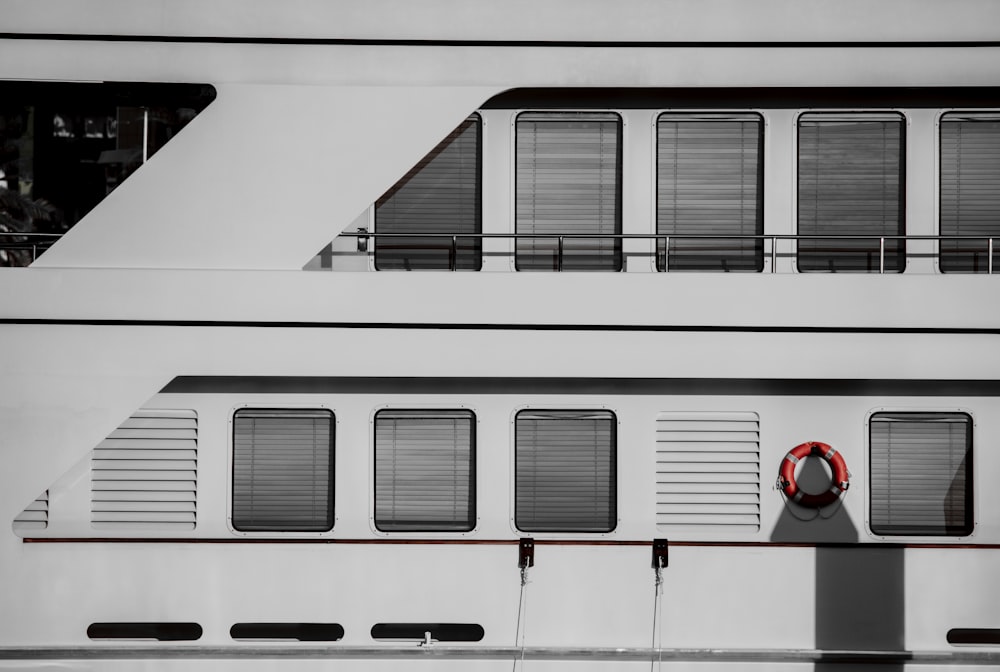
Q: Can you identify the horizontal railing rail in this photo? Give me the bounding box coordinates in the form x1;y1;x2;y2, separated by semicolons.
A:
342;231;997;274
0;232;63;264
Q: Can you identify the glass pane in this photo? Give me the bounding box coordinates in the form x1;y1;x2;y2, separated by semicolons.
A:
374;410;475;532
516;113;622;271
657;114;763;272
515;410;617;532
940;114;1000;273
375;116;481;270
869;412;972;536
232;409;334;532
797;115;905;272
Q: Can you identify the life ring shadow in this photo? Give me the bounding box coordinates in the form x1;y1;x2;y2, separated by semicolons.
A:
769;456;907;670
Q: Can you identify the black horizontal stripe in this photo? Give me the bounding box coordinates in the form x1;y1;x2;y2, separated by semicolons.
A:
21;537;1000;551
161;376;1000;396
2;318;999;335
2;33;1000;49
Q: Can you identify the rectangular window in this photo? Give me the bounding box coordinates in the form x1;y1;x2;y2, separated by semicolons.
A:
657;113;764;271
232;409;334;532
940;112;1000;273
797;113;905;272
515;410;616;532
870;412;972;536
374;409;475;532
516;113;622;271
375;115;481;270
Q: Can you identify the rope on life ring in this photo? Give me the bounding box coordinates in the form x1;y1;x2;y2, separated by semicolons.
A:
776;441;850;508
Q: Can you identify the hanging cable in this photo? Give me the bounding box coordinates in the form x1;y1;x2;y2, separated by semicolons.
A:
651;539;668;672
513;538;534;672
651;564;662;672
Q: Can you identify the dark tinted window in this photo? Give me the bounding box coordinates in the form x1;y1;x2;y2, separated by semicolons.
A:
232;409;334;532
0;82;214;266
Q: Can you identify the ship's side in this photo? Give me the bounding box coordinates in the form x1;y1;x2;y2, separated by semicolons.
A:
2;1;1000;670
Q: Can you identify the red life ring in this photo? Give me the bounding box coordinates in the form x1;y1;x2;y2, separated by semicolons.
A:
777;441;850;507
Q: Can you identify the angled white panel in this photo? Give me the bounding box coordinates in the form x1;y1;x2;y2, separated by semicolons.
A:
33;84;500;270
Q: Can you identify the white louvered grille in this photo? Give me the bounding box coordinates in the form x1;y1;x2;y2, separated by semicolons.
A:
91;409;197;530
13;491;49;532
656;412;760;532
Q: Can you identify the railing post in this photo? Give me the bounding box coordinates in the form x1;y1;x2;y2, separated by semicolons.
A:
990;238;994;275
879;237;885;274
663;236;669;272
451;235;458;271
770;236;776;273
32;244;37;262
557;236;564;272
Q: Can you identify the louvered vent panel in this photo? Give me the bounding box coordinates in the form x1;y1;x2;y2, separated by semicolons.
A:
91;410;197;530
13;491;49;532
656;412;760;532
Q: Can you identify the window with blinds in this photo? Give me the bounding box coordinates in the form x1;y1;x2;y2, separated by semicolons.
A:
375;114;482;270
940;113;1000;273
515;410;616;532
870;412;972;536
374;409;475;532
516;113;622;271
797;113;905;272
232;409;334;532
657;114;764;271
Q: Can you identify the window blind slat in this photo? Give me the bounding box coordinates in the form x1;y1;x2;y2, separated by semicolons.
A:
232;409;334;532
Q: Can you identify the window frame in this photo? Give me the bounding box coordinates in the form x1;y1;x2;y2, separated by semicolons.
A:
511;407;619;535
370;407;478;534
866;408;975;539
512;110;624;272
936;109;1000;274
795;110;907;273
229;406;336;535
373;113;483;272
654;110;766;273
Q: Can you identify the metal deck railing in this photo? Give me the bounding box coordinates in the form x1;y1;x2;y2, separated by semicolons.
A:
343;231;997;274
0;233;63;265
2;231;996;273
